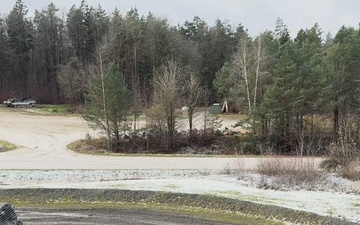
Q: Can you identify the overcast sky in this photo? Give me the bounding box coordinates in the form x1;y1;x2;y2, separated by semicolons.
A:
1;0;360;38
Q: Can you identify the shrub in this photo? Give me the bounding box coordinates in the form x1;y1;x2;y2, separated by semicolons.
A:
258;157;323;187
320;142;360;177
320;114;360;180
340;161;360;181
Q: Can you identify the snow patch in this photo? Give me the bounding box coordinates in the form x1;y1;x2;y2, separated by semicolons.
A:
1;170;359;223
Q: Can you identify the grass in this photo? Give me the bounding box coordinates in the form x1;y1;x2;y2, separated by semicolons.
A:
257;157;324;189
210;191;283;205
37;104;70;114
0;140;16;152
258;157;318;176
14;202;285;225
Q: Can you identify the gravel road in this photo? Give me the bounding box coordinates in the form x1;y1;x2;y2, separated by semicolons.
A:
0;106;356;225
0;106;323;170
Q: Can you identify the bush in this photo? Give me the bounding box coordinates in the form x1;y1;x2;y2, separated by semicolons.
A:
340;161;360;181
320;142;360;180
258;157;323;187
70;129;239;155
320;115;360;180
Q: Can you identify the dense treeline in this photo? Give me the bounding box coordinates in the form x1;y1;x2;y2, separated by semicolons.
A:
0;0;238;105
2;0;360;156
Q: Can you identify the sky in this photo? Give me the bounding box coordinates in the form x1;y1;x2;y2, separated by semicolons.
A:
1;0;360;38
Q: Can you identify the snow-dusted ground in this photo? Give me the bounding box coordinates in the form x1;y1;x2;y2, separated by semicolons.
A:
1;107;360;224
1;170;359;223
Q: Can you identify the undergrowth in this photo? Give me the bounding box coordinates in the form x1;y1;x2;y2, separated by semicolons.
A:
257;157;325;190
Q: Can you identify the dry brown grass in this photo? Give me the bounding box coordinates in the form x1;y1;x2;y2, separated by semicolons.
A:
341;161;360;181
320;142;360;181
258;157;317;175
257;157;323;186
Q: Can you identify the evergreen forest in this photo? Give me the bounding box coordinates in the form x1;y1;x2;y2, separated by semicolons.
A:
2;0;360;163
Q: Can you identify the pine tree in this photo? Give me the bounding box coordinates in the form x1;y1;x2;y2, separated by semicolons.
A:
33;3;64;102
261;42;297;152
84;63;133;149
6;0;34;96
325;26;360;136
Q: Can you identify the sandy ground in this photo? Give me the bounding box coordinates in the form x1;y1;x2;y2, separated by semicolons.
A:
0;107;238;170
0;106;323;170
0;106;359;223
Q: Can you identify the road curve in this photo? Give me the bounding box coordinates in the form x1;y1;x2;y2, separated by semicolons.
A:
0;106;323;170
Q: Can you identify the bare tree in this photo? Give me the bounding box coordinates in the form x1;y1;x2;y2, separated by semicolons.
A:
57;58;83;109
153;59;182;151
183;69;204;138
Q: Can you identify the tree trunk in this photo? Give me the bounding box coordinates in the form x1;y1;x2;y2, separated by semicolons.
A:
188;108;194;139
242;43;252;113
253;36;262;108
334;104;339;138
99;51;111;151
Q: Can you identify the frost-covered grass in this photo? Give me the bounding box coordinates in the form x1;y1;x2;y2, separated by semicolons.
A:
0;169;359;223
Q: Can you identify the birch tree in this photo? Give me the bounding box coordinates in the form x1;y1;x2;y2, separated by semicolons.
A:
214;31;271;115
234;33;253;112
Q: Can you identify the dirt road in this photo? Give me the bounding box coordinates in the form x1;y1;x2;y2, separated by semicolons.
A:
0;106;323;170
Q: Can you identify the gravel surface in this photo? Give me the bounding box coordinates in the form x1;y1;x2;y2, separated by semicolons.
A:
0;106;359;224
0;106;323;170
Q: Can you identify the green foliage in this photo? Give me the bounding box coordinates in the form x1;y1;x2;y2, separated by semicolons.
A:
34;3;69;102
2;1;360;160
5;0;34;96
213;31;275;116
261;42;297;137
84;63;133;144
213;62;232;100
255;24;329;153
324;26;360;134
39;105;70;114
